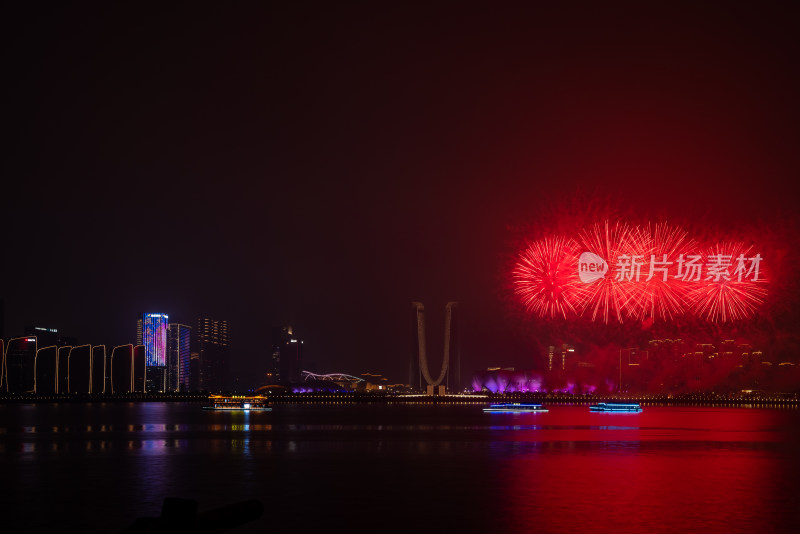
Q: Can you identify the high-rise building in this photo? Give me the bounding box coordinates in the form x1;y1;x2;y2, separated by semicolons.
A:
195;317;230;393
91;345;106;394
111;344;134;394
25;326;58;348
35;345;58;394
189;351;200;391
68;345;92;394
547;344;575;371
271;326;303;385
167;323;192;392
137;313;169;392
133;345;146;392
57;346;71;393
4;336;37;393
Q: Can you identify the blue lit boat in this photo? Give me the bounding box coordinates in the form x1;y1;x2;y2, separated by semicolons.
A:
203;395;272;412
483;403;548;413
589;402;642;412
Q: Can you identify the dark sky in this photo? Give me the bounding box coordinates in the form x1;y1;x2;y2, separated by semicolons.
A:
3;2;800;386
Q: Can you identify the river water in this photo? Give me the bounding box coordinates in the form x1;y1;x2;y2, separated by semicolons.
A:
1;402;799;533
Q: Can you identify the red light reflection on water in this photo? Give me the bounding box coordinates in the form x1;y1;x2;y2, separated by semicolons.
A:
489;406;797;533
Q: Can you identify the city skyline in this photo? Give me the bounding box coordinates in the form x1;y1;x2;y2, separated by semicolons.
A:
3;3;800;388
3;5;800;532
1;306;793;395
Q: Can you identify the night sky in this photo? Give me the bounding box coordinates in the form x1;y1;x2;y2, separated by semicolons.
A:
3;3;800;386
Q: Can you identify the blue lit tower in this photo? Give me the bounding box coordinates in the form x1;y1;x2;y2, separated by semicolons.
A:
137;313;169;392
167;323;192;392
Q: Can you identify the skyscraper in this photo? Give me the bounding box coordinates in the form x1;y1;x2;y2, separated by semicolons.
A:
137;313;169;392
3;336;37;393
133;345;146;392
271;326;303;385
68;345;92;394
189;351;200;391
57;346;70;394
111;344;134;394
91;345;106;394
195;317;230;393
24;326;58;348
167;323;192;392
34;346;58;394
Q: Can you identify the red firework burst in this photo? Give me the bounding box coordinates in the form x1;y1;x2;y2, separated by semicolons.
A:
512;220;770;324
512;236;583;319
684;241;768;322
574;220;642;323
628;222;695;321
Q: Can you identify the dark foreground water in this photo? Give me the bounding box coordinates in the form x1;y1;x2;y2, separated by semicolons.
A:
1;402;799;533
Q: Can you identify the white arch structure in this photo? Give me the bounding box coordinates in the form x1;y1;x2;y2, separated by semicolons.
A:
301;371;364;383
413;301;457;387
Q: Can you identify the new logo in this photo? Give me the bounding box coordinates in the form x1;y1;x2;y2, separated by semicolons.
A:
578;252;608;284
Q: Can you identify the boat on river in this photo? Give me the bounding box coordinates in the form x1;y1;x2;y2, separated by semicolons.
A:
483;403;548;413
203;395;272;412
589;402;642;412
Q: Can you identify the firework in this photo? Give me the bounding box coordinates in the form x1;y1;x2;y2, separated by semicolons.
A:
628;223;695;321
684;242;768;322
512;236;583;319
512;220;769;324
574;220;643;323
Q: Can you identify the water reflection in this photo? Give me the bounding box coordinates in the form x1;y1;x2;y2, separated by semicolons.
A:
0;403;798;533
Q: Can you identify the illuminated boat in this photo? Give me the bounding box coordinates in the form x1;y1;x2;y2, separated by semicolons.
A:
203;395;272;411
589;402;642;412
483;403;548;413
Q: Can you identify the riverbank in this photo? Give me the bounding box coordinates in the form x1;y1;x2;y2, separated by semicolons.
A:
0;391;797;406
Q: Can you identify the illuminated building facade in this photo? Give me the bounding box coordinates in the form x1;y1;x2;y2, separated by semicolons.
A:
1;335;143;395
189;351;200;391
57;346;71;393
133;345;146;392
360;372;389;391
25;326;58;347
111;344;134;394
137;313;169;392
108;344;146;394
196;317;230;393
35;345;58;394
167;323;192;392
68;345;92;393
91;345;106;394
271;326;302;385
3;336;37;393
547;344;575;371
